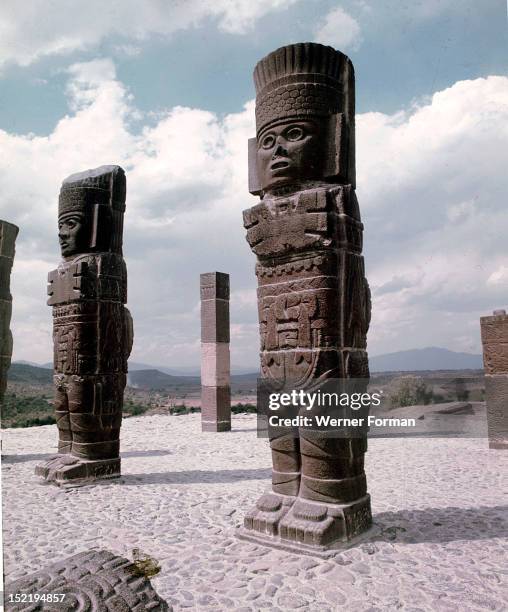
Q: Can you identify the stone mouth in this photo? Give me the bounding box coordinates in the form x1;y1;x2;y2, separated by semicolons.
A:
271;160;290;170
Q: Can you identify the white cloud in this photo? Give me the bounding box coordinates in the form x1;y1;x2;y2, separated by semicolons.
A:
356;76;508;354
314;7;362;51
1;59;507;367
0;0;299;68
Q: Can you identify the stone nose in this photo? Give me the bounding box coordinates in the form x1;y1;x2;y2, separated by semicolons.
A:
273;143;288;158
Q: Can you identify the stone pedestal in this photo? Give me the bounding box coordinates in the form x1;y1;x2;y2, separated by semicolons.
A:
481;309;508;449
200;272;231;432
239;43;373;553
0;220;18;405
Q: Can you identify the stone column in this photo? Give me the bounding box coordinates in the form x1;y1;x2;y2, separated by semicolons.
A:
239;43;372;554
200;272;231;432
0;220;18;405
481;309;508;449
35;165;133;486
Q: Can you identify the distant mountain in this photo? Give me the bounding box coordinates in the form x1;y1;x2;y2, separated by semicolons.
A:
129;362;259;376
37;360;257;377
128;369;259;393
13;359;42;367
128;369;200;390
370;347;483;373
8;363;52;383
128;362;200;376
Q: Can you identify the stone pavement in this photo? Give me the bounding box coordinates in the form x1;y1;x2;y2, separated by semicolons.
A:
2;414;507;611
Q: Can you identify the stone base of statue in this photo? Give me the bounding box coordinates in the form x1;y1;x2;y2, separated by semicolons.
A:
237;492;374;557
35;454;121;487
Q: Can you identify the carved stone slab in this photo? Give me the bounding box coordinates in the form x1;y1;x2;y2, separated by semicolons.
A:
4;549;170;611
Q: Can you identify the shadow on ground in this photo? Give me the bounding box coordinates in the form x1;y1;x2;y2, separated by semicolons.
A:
121;467;271;485
1;449;174;464
372;504;508;544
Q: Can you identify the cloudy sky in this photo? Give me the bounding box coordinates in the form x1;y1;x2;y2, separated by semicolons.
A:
1;0;507;370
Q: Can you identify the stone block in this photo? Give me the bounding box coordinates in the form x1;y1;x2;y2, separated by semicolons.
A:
201;386;231;432
484;374;508;449
201;342;230;386
200;271;230;301
200;299;229;343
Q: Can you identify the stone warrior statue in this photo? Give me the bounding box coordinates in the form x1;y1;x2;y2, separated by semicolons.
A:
36;165;133;486
240;43;372;552
0;220;18;405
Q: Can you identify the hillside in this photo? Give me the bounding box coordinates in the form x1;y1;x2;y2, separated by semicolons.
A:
370;347;483;372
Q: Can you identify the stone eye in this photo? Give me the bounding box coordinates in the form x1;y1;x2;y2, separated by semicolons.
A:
285;126;304;141
261;134;275;149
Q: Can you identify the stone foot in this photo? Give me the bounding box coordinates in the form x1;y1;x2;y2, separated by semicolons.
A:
242;492;296;537
35;454;120;487
238;494;375;557
278;494;372;550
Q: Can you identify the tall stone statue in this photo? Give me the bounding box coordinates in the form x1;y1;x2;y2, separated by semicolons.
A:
36;165;133;486
0;220;19;405
240;43;372;552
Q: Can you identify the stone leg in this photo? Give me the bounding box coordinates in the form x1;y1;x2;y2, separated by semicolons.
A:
55;378;71;454
241;431;300;538
277;432;372;549
35;376;122;486
34;379;72;480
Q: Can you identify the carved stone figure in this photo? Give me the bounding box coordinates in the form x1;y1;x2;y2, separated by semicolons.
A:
35;166;133;486
0;220;18;405
240;43;372;553
4;549;170;611
481;309;508;449
200;272;231;432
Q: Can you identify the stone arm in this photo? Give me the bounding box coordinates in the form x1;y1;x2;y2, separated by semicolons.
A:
124;306;134;361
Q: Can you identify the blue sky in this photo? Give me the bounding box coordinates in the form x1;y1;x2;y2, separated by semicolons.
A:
1;1;506;133
1;0;507;368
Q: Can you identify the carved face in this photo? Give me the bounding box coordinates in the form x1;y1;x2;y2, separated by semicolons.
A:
58;212;88;257
257;119;325;192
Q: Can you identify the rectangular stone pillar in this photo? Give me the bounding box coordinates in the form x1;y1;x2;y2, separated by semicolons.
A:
200;272;231;432
481;309;508;449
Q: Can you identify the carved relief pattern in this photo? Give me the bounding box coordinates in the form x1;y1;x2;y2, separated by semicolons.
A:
245;185;370;387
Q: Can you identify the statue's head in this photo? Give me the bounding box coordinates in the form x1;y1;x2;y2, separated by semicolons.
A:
249;43;356;196
58;165;126;259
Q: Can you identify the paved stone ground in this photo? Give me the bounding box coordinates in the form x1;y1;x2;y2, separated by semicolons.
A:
2;414;507;611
